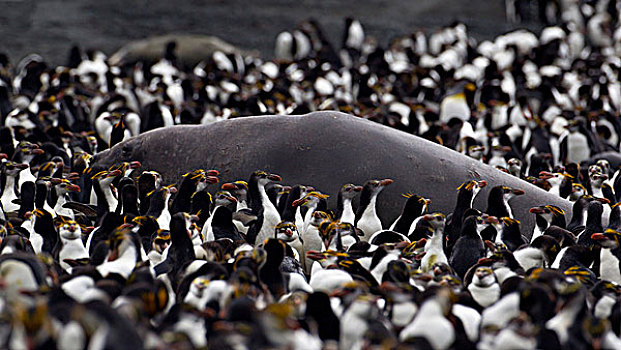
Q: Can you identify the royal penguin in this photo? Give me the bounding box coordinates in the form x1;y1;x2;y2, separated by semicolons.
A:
335;183;362;226
355;179;393;241
245;171;282;245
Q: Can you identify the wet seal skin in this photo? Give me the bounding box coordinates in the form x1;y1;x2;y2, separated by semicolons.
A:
94;111;572;237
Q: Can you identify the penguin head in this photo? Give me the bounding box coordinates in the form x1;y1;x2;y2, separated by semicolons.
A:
596;159;611;176
340;183;363;200
467;144;486;160
106;225;135;262
591;229;621;249
213;191;237;207
3;161;28;176
152;229;170;253
529;205;565;224
187;276;210;299
422;212;446;231
402;193;431;215
502;185;525;201
310;211;331;227
457;179;487;198
91;168;122;185
56;218;82;240
16;141;45;160
221;180;249;198
138;171;163;191
184;169;219;190
539;171;572;187
252;170;281;186
292;191;329;207
274;221;299;242
570;183;588;201
54;179;81;196
507;158;522;175
471;266;497;287
363;179;394;195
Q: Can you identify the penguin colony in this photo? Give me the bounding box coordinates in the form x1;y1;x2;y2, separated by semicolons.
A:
0;2;621;348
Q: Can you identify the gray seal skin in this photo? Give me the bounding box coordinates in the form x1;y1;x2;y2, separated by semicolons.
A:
93;111;572;238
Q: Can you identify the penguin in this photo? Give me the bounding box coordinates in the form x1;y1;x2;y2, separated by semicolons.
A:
577;200;605;248
137;170;162;215
466;266;501;308
209;206;244;242
274;220;304;265
202;190;237;242
355;178;393;240
154;212;196;287
591;229;621;284
32;208;59;255
529;204;566;242
52;179;81;219
449;215;487;278
55;218;88;272
147;229;170;267
90;168;122;216
498;217;527;251
340;295;379;350
259;238;288;298
85;211;122;255
420;213;447;272
485;185;524;219
399;287;455;349
221;180;250;234
300;210;329;274
445;179;487;253
145;185;177;230
389;193;431;236
245;170;282;245
439;81;476;123
303;292;340;343
96;224;142;279
335;183;362;226
170;169;219;215
292;191;329;241
514;235;560;271
506;158;523;178
1;161;27;214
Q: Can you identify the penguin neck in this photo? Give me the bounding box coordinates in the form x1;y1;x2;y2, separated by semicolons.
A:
248;178;264;212
454;189;475;219
1;174;17;201
569;204;587;228
426;229;444;251
340;197;355;224
54;193;72;217
99;181;118;212
259;183;279;216
303;201;319;232
393;200;423;232
111;240;138;264
488;191;510;218
18;166;35;187
418;297;445;318
237;197;248;210
359;193;378;220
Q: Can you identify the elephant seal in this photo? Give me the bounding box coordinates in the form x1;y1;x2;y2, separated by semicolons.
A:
108;34;253;67
93;111;572;237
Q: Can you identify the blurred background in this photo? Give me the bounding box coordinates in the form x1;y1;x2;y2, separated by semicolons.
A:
0;0;546;65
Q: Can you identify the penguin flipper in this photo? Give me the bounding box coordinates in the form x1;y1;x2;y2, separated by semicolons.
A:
154;259;171;276
63;258;91;267
233;209;259;226
63;201;98;218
